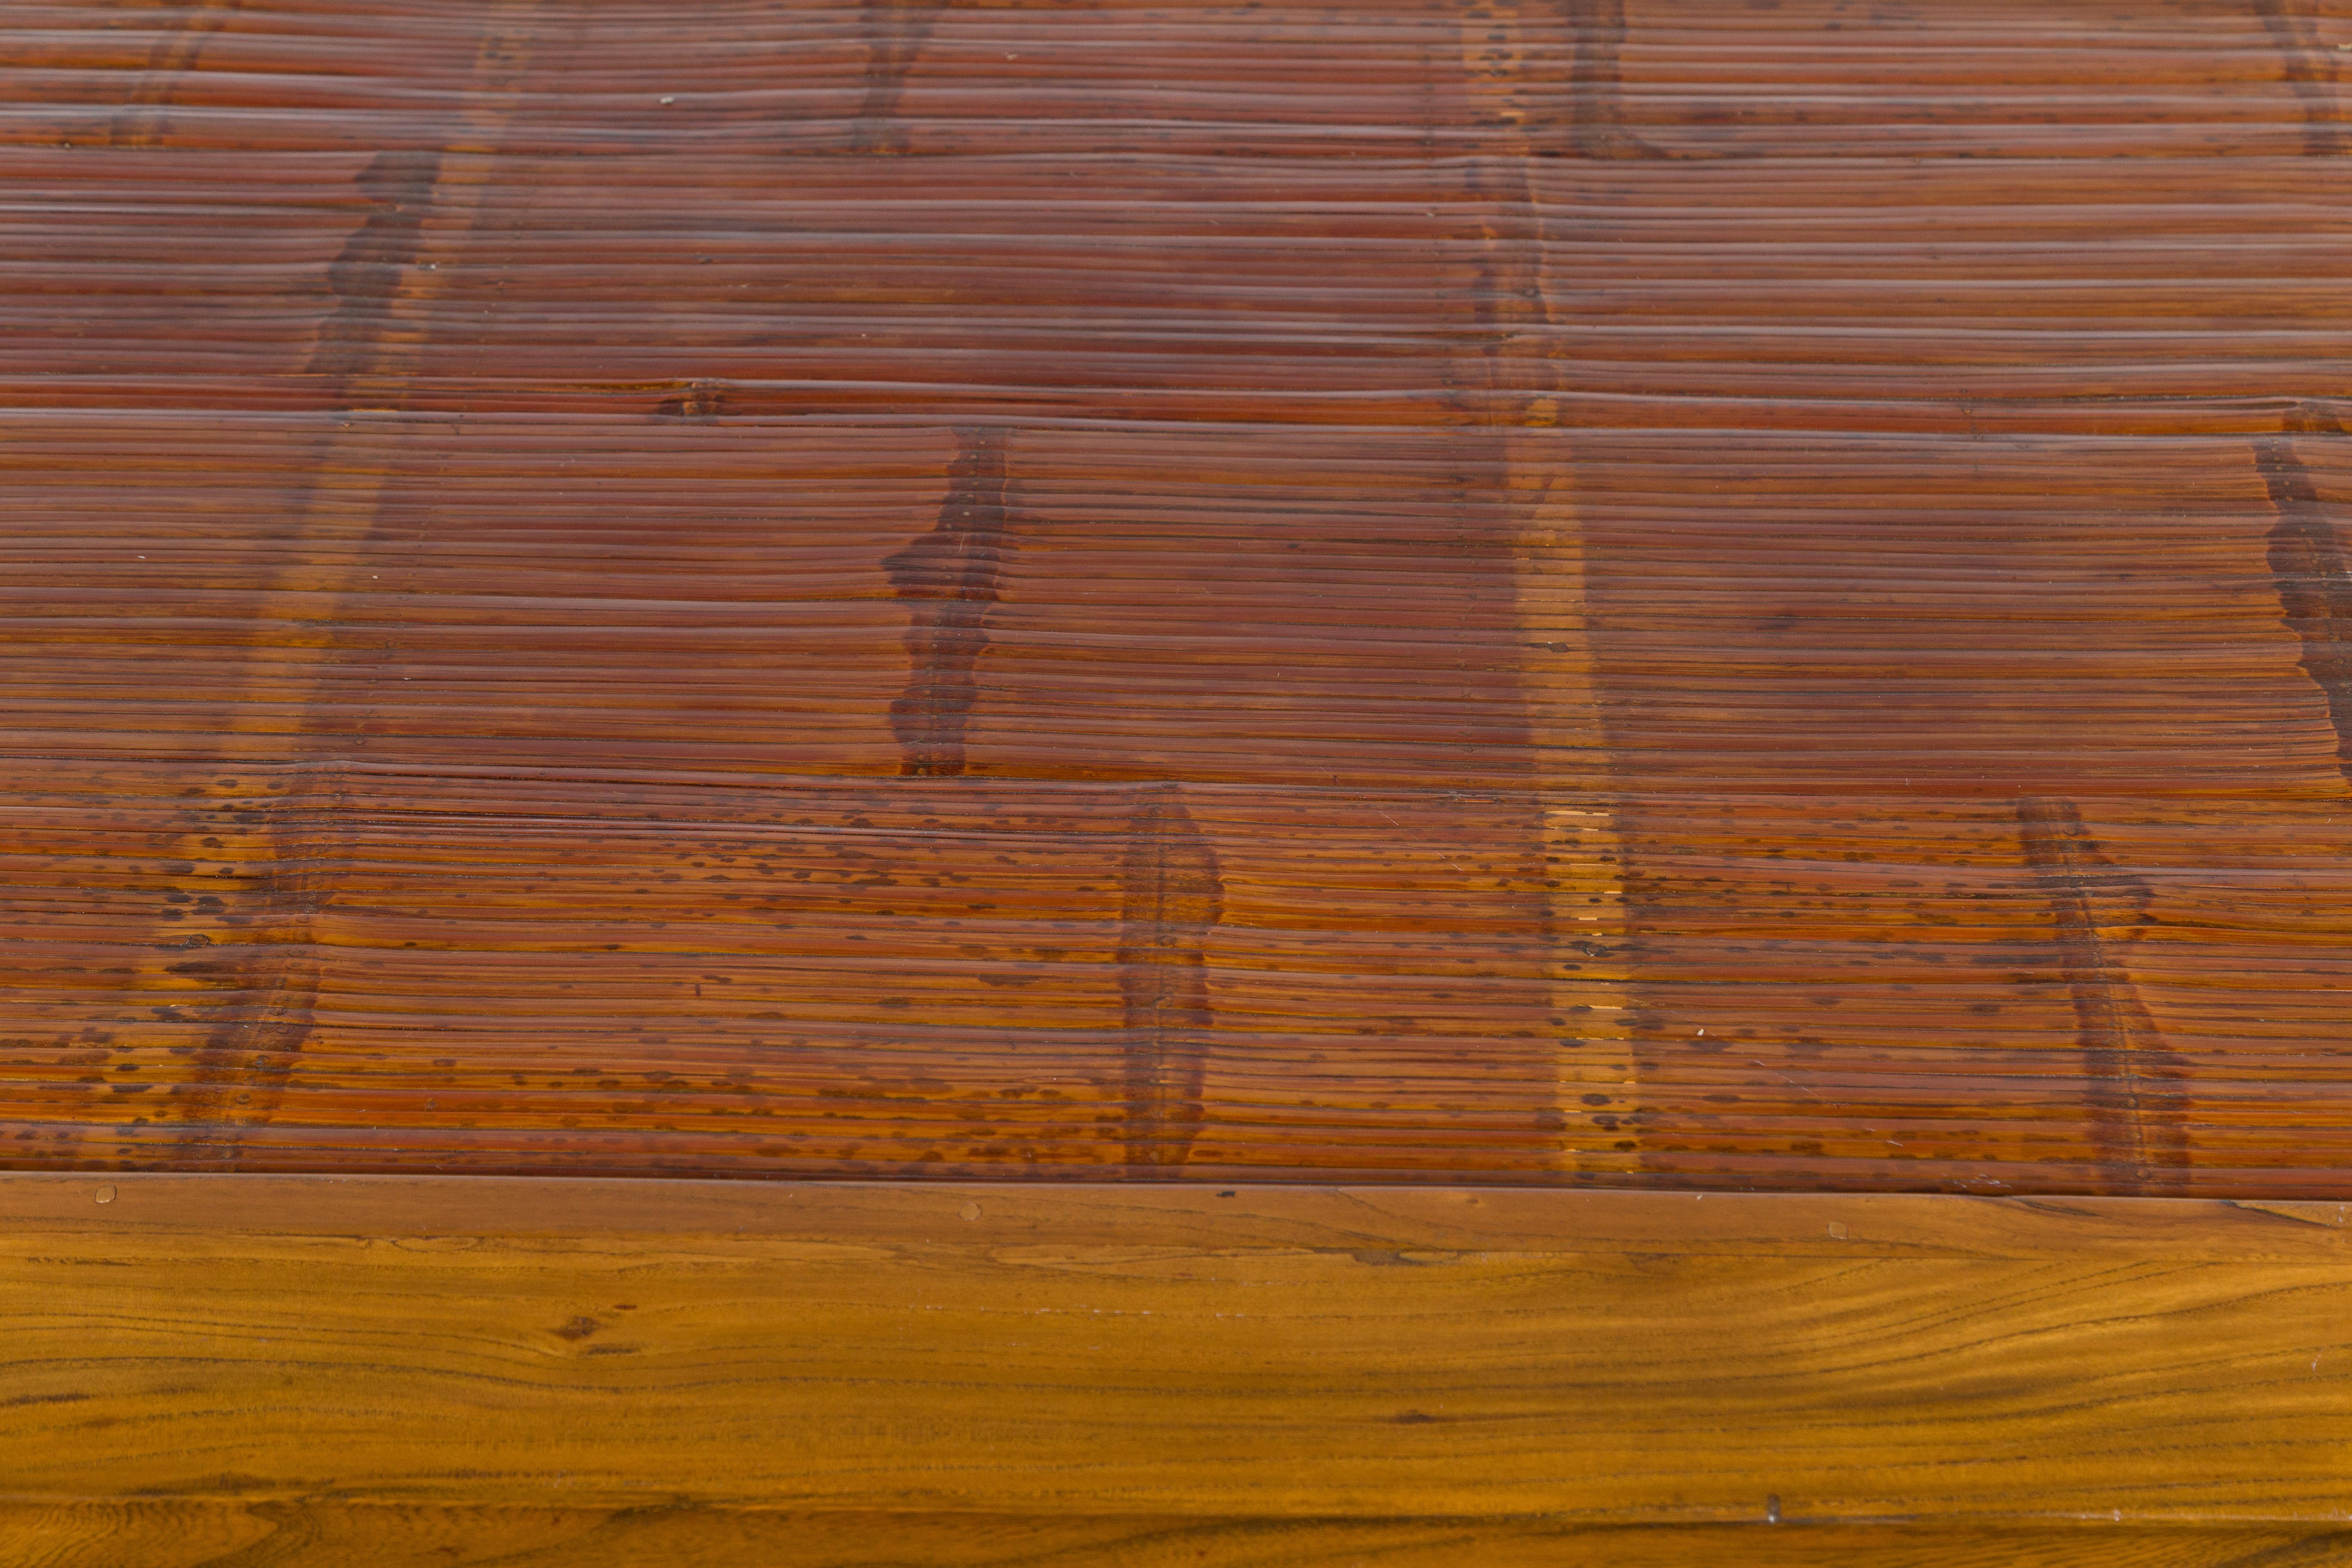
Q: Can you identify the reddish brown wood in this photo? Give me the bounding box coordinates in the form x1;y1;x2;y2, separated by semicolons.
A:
1;0;2348;1193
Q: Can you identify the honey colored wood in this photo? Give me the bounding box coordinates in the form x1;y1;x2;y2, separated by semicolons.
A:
4;1177;2350;1544
9;1510;2352;1568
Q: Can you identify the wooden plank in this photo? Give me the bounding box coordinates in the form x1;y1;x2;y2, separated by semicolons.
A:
10;1508;2352;1568
5;1176;2349;1537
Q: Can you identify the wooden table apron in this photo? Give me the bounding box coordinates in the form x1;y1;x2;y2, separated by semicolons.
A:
2;1176;2348;1528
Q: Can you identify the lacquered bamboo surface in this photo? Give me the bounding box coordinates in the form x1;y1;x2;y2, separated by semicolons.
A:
2;0;2350;1193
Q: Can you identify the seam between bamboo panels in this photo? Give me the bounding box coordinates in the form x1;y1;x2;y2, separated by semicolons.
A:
1462;0;1635;1179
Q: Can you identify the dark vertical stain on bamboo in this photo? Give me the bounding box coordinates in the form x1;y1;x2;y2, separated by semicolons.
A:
169;773;339;1161
2015;797;2190;1194
106;0;245;149
1117;789;1222;1174
885;428;1011;778
2252;0;2347;157
848;0;942;154
2259;436;2352;780
304;151;444;381
1565;0;1662;159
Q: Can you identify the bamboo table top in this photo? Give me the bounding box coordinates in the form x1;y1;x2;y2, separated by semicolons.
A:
6;0;2349;1196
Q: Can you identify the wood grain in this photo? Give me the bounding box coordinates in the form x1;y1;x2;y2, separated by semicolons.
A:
12;1509;2352;1568
4;1176;2351;1540
2;0;2350;1194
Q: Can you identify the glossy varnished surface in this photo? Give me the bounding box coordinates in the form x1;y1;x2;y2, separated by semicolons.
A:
1;0;2350;1191
2;1176;2350;1541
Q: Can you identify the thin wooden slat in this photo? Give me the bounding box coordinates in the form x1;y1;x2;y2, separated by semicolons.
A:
11;1509;2352;1568
3;1176;2349;1534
